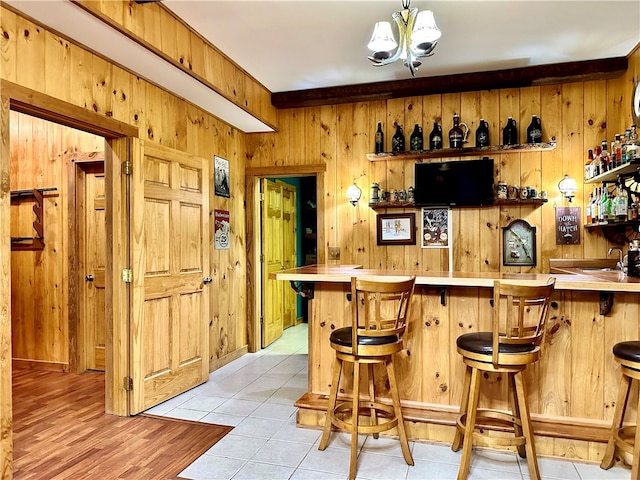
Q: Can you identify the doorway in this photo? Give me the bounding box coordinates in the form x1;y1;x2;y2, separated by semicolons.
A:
246;167;324;354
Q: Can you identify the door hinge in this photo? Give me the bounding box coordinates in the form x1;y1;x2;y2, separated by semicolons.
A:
260;315;264;325
123;376;133;391
260;254;265;263
122;160;132;175
259;192;264;201
122;268;132;283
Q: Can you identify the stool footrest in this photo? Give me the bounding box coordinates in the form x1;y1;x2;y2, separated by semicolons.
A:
332;400;399;435
457;409;527;448
614;425;637;455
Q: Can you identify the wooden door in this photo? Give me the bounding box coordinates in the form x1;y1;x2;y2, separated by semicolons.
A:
280;181;297;329
129;141;210;414
83;169;106;371
261;179;284;347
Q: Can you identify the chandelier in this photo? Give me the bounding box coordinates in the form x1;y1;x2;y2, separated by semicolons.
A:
367;0;441;76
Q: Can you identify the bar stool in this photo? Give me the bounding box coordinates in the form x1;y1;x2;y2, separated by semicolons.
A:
318;275;416;480
451;278;555;480
601;340;640;477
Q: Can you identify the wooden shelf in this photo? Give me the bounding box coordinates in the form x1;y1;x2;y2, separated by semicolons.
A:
585;220;640;245
366;142;556;162
584;159;640;184
495;198;548;206
368;201;416;210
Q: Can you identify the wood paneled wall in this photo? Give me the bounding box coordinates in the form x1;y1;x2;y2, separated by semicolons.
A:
247;46;640;274
1;5;249;371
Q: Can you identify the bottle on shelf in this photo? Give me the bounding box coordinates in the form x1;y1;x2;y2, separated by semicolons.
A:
622;129;631;164
586;192;593;224
592;145;602;177
429;122;443;150
374;122;384;154
616;182;628;222
475;119;490;147
448;113;469;148
502;117;518;146
526;115;542;144
410;124;424;151
628;124;639;161
613;134;623;168
600;141;610;173
584;149;594;181
592;188;600;223
392;124;405;152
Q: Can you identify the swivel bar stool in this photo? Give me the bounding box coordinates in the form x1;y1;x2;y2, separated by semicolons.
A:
601;340;640;477
452;278;555;480
318;275;416;480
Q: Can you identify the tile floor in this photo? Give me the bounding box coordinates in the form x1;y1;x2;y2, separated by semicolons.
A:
146;323;630;480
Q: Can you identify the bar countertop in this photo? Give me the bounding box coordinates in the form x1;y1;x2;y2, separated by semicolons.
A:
274;264;640;292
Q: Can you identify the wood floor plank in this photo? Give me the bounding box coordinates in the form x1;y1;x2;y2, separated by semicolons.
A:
13;369;232;479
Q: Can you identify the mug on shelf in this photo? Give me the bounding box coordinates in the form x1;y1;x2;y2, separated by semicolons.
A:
507;185;519;200
519;186;529;200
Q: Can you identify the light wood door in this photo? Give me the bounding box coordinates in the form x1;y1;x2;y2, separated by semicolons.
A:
129;141;210;414
262;179;284;348
83;170;106;371
280;181;297;329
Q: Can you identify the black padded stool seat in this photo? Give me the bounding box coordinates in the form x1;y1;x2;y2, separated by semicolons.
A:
456;332;536;356
318;275;416;480
613;341;640;364
452;279;555;480
330;326;399;348
601;340;640;477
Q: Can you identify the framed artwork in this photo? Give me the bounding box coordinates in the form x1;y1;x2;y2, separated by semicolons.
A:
421;207;451;248
214;155;230;198
214;209;230;249
502;219;537;266
376;213;416;245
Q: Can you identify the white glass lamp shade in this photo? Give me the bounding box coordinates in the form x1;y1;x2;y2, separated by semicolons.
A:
346;184;362;206
368;21;397;53
558;175;578;201
410;10;441;52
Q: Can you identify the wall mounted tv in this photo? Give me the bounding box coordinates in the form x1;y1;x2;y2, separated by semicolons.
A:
414;157;495;207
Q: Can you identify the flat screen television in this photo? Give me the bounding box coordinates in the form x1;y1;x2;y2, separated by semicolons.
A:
414;157;495;207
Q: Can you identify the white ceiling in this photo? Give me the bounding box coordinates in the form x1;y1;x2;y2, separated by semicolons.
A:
5;1;640;132
164;0;640;93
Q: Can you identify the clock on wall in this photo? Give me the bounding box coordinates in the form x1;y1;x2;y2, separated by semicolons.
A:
633;77;640;127
502;219;537;267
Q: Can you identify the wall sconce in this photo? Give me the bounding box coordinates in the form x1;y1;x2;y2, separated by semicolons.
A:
558;175;578;202
346;183;362;206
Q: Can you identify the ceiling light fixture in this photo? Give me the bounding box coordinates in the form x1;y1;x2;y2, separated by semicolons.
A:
367;0;441;76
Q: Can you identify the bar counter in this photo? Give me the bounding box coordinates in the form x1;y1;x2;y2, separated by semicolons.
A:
275;264;640;463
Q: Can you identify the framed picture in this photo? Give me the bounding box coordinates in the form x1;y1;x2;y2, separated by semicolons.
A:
214;155;230;198
502;219;537;266
421;207;451;248
214;209;230;250
376;213;416;245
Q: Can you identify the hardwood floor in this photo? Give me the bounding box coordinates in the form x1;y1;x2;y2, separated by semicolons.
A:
12;369;231;479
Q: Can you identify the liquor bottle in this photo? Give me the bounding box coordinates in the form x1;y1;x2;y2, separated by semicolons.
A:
526;115;543;144
622;129;631;164
616;182;628;222
592;188;600;224
613;134;623;168
586;192;593;224
600;141;610;173
374;122;384;154
593;145;602;177
448;113;465;148
429;122;443;150
410;124;424;151
475;119;490;147
502;117;518;146
628;124;639;161
392;124;405;152
584;149;594;181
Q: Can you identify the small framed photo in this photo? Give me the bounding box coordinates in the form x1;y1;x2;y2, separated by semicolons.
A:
214;155;230;198
421;207;451;248
376;213;416;246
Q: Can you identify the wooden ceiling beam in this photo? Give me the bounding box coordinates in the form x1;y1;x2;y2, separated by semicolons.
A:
271;57;628;109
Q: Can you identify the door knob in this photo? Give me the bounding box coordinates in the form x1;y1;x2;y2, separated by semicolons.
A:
203;277;213;284
85;274;94;282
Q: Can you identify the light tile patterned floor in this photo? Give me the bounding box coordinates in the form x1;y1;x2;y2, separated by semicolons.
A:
145;323;631;480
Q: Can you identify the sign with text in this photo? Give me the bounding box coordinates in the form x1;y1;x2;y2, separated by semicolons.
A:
214;209;230;249
555;206;581;245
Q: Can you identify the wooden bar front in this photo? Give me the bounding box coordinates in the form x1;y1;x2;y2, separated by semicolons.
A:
277;265;640;463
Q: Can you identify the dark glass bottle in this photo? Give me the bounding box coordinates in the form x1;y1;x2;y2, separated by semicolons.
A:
392;124;405;152
475;119;490;147
429;122;443;150
410;124;424;151
448;114;464;148
375;122;384;154
502;117;518;146
526;115;542;144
